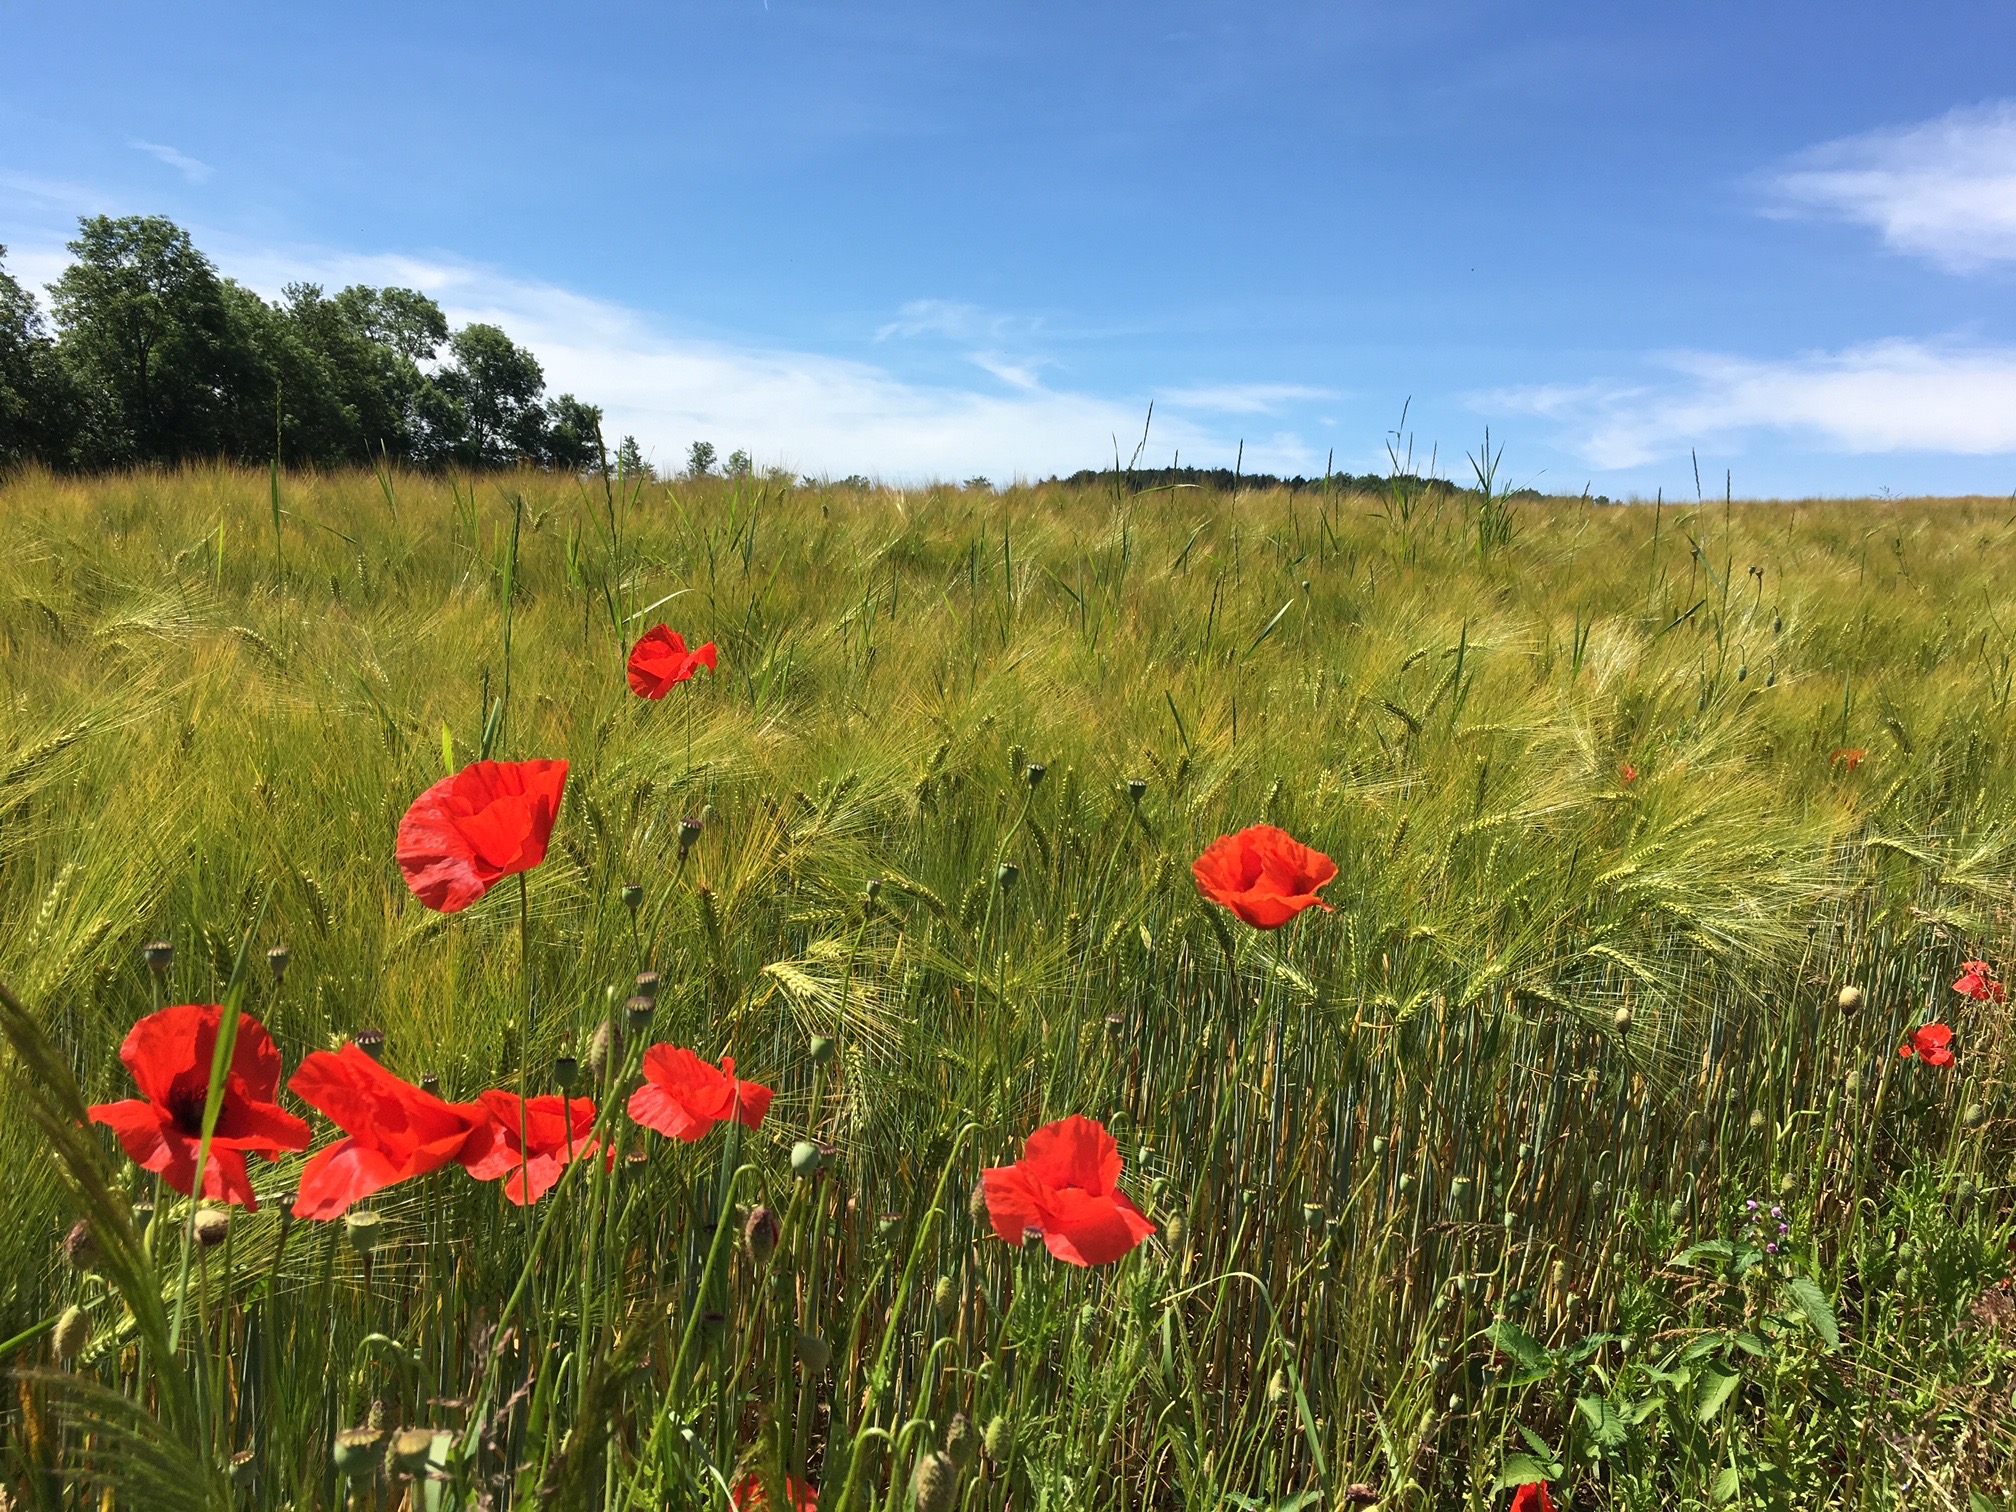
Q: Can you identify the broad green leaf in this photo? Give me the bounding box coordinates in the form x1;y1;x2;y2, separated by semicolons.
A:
1575;1394;1630;1449
1487;1321;1549;1371
1712;1466;1742;1502
1696;1366;1741;1423
1672;1239;1735;1268
1494;1454;1556;1490
1784;1275;1841;1350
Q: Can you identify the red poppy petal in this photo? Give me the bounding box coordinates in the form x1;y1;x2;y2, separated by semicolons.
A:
1924;1045;1955;1067
118;1003;216;1107
730;1077;774;1130
191;1145;259;1210
397;776;495;912
292;1139;408;1220
980;1162;1048;1245
89;1098;189;1186
627;1081;717;1141
1022;1115;1122;1196
1037;1187;1156;1266
211;1096;314;1155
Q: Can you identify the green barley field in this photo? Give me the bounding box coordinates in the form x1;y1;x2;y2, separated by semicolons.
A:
2;462;2015;1511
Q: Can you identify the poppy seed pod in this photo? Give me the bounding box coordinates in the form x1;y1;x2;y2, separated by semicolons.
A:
352;1028;386;1062
791;1141;824;1179
744;1205;781;1265
911;1451;958;1512
620;882;643;913
418;1072;440;1096
192;1207;230;1248
142;939;173;975
1614;1006;1633;1033
331;1428;384;1478
53;1304;88;1362
1125;777;1147;804
62;1219;98;1274
809;1034;835;1067
1302;1201;1325;1229
344;1210;383;1259
944;1412;979;1469
877;1211;903;1242
266;944;290;983
795;1331;831;1371
389;1428;435;1476
624;994;655;1034
677;816;703;857
1025;763;1047;789
996;861;1019;890
1372;1135;1389;1156
634;970;661;1001
553;1053;581;1093
1838;984;1865;1014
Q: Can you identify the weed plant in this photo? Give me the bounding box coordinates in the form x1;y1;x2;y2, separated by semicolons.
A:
0;464;2012;1509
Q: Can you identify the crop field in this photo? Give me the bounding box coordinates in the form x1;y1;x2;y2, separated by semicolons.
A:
1;464;2015;1510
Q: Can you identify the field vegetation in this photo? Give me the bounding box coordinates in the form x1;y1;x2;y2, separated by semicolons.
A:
0;463;2014;1510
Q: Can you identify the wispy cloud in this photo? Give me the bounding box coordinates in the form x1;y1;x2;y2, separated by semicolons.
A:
1765;101;2016;271
1483;341;2016;469
128;140;213;184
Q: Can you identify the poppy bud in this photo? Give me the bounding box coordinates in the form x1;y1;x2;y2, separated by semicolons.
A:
1550;1259;1568;1291
353;1027;385;1062
996;861;1019;891
744;1205;781;1264
192;1207;230;1248
1588;1179;1608;1202
911;1450;958;1512
418;1072;440;1095
678;816;703;857
624;994;655;1035
984;1414;1012;1461
1958;1179;1979;1205
786;1329;829;1372
266;944;290;983
1667;1199;1687;1224
142;939;173;975
968;1178;989;1227
945;1411;979;1468
699;1309;727;1351
634;969;661;1000
1025;763;1047;789
1613;1006;1633;1033
344;1210;383;1260
62;1219;98;1274
331;1428;384;1477
791;1141;823;1179
1747;1110;1767;1133
932;1274;959;1322
809;1034;835;1066
553;1052;580;1092
1845;1070;1862;1097
621;882;643;912
1267;1368;1291;1406
588;1021;620;1082
389;1428;435;1476
1965;1103;1989;1130
1778;1173;1797;1197
1162;1212;1187;1255
1837;984;1865;1014
1125;777;1147;804
53;1304;88;1362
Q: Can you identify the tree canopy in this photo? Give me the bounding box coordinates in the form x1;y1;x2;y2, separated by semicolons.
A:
0;215;604;471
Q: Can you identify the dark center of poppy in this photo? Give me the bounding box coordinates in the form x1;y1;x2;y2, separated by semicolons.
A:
165;1082;210;1136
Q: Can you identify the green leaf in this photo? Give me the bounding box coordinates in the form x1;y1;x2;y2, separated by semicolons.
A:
1494;1453;1556;1490
1732;1331;1767;1358
1711;1466;1742;1502
1783;1275;1841;1350
1673;1239;1734;1268
1487;1321;1550;1371
1515;1423;1560;1468
1696;1366;1741;1423
1576;1394;1630;1449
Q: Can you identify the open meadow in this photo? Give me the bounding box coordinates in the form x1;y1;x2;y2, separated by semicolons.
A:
1;464;2015;1510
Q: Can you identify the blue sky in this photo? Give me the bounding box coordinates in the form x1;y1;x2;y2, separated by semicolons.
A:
4;1;2015;495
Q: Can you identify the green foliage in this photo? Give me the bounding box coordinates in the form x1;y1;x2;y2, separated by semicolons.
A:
0;471;2010;1507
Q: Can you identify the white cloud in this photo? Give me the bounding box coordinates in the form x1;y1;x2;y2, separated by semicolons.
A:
1158;382;1336;414
129;140;213;184
1483;341;2016;468
1767;101;2016;270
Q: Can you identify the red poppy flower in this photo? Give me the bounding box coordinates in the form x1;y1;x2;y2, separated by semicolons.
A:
627;1045;773;1141
1954;959;2006;1003
981;1114;1156;1267
1830;747;1866;772
730;1473;817;1512
87;1004;310;1212
463;1090;600;1205
1619;762;1638;784
1509;1485;1556;1512
627;625;718;699
1898;1022;1955;1067
288;1045;498;1219
396;759;569;913
1193;823;1337;930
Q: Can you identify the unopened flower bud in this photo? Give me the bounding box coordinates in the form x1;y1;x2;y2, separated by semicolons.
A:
1613;1006;1633;1033
795;1331;831;1371
1965;1102;1990;1130
192;1207;230;1248
911;1451;958;1512
983;1414;1011;1462
944;1411;979;1468
744;1205;781;1265
266;944;290;982
932;1274;958;1322
1163;1213;1187;1254
1747;1109;1767;1132
588;1020;620;1082
1837;984;1865;1014
352;1027;385;1061
62;1219;98;1273
53;1304;88;1361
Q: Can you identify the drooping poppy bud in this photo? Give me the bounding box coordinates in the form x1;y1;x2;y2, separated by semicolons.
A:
53;1305;88;1362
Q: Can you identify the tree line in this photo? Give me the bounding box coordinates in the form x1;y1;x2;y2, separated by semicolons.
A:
0;216;606;472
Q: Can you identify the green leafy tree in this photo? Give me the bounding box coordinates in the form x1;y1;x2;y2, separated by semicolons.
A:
435;323;549;466
686;440;716;477
281;283;450;462
542;394;604;472
0;246;82;467
614;434;652;479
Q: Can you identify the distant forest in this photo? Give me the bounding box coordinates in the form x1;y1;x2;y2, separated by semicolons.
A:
1055;464;1479;495
0;216;607;472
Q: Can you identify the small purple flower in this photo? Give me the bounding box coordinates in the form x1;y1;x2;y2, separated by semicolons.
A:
1766;1242;1778;1253
1770;1206;1781;1218
1779;1223;1789;1235
1746;1198;1759;1210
